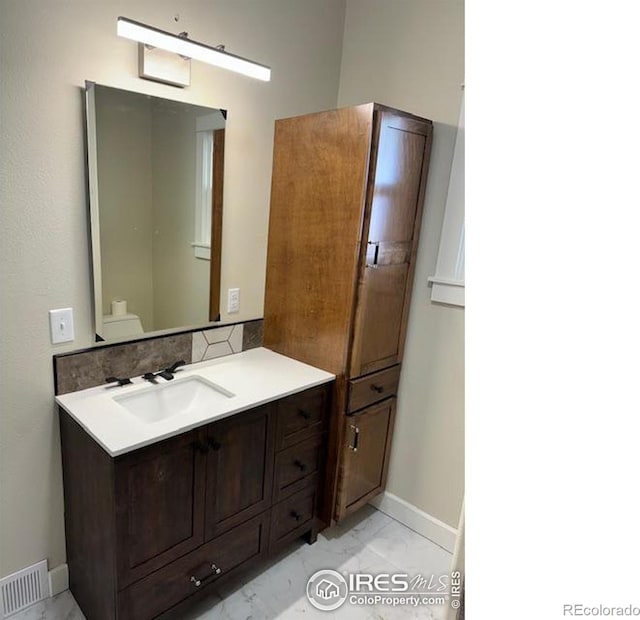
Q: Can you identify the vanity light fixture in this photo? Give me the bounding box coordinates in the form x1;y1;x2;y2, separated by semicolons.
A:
117;16;271;83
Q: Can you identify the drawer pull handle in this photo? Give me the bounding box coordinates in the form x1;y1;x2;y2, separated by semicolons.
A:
298;409;312;420
208;438;222;451
349;424;360;452
371;384;385;394
190;563;222;588
290;510;302;522
294;459;307;472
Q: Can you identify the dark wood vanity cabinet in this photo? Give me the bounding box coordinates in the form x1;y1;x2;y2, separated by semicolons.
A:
60;382;331;620
264;103;433;522
269;386;329;551
115;431;207;589
204;405;275;539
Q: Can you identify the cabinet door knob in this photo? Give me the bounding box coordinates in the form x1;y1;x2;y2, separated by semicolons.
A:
294;459;307;472
290;510;302;522
192;441;209;455
190;576;201;587
208;438;222;451
371;384;385;393
211;563;222;575
298;409;312;420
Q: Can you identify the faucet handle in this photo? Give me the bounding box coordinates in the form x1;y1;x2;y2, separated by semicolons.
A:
105;376;132;386
142;372;158;383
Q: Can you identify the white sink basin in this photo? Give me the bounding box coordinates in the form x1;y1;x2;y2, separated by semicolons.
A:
114;376;235;424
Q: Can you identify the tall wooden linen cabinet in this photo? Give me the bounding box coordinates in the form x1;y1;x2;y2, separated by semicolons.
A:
264;103;433;523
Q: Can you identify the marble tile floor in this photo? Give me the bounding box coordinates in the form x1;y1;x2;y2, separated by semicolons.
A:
14;507;452;620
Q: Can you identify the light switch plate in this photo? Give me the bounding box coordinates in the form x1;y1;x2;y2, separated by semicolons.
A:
49;308;74;344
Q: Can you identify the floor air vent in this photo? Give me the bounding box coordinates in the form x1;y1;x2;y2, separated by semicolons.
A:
0;560;49;618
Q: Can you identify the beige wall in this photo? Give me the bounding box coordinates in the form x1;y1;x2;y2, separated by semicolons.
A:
0;0;345;576
338;0;465;527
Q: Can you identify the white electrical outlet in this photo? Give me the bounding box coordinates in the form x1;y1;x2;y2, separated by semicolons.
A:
227;288;240;314
49;308;75;344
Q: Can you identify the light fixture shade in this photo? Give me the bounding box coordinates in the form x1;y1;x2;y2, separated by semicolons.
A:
117;17;271;82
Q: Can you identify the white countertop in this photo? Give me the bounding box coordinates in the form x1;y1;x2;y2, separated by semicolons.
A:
55;347;335;457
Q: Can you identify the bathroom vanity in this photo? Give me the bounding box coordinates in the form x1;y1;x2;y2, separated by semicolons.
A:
58;98;433;618
57;349;334;620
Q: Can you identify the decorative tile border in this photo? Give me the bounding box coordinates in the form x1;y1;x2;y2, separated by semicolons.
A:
191;324;244;363
54;319;263;395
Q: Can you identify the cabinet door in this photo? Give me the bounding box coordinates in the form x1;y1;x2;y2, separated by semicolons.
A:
263;105;374;376
350;112;433;377
205;405;275;539
335;398;396;520
351;263;409;375
115;430;207;588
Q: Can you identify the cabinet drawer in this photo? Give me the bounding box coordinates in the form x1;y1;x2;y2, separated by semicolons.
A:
273;435;323;502
348;365;400;412
275;385;328;450
270;486;316;550
118;512;269;620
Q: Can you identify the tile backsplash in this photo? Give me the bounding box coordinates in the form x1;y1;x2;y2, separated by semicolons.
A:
191;324;244;363
54;319;263;395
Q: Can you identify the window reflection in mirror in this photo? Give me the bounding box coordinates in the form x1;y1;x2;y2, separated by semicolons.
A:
85;83;225;342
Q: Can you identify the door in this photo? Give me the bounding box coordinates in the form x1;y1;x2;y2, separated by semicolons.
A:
350;111;433;377
209;128;225;322
335;398;396;520
115;429;208;588
205;405;275;539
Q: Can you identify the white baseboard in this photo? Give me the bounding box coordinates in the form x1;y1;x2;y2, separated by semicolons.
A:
48;564;68;597
369;492;458;553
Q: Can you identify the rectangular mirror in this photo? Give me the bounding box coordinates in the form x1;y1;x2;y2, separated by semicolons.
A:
86;82;225;342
